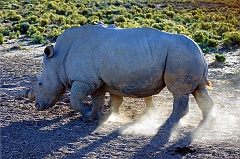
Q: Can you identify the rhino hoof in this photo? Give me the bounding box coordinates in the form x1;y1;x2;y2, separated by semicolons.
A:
80;105;92;121
85;111;111;125
198;116;216;129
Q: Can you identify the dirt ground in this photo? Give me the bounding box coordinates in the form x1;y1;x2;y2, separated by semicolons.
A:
1;38;240;158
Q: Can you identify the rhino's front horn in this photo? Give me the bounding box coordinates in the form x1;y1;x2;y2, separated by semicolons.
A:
3;88;35;100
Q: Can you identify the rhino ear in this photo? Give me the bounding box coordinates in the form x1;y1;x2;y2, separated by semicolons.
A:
44;45;54;58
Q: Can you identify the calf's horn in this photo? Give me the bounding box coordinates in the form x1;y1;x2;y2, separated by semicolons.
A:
3;88;35;100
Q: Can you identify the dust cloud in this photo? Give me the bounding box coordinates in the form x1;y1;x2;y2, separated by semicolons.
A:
103;84;239;146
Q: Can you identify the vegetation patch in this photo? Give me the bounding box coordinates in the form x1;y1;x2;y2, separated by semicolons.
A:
0;0;239;52
214;53;226;63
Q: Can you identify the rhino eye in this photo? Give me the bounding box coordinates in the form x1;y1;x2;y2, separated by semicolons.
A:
38;82;42;86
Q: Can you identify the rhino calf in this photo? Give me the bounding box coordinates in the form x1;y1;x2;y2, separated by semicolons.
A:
5;24;214;125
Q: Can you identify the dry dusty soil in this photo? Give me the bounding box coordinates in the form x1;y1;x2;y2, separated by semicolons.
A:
1;38;240;158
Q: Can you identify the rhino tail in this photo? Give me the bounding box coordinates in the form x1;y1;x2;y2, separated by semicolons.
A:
204;62;213;90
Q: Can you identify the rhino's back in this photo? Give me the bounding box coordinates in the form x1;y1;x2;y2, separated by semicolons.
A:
56;26;203;97
91;27;170;96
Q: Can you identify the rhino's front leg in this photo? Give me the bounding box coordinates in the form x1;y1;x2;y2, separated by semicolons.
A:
87;89;110;123
70;81;93;121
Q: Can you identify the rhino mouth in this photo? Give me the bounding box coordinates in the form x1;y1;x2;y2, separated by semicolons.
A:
35;100;56;111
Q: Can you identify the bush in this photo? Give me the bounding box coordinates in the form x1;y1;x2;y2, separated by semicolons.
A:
0;0;239;51
9;31;17;39
13;22;30;34
214;53;226;63
10;14;22;21
207;38;219;47
146;13;152;19
1;28;10;36
0;33;4;44
193;30;207;43
26;25;37;36
27;15;38;24
201;22;212;30
151;23;164;30
223;31;240;46
48;28;63;40
32;33;44;44
75;16;87;25
114;15;127;22
88;15;99;24
39;18;50;27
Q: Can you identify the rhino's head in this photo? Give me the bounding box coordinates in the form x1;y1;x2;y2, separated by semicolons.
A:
4;45;66;111
34;45;66;110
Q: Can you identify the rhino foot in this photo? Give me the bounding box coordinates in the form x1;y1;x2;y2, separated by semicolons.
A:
79;105;93;122
198;115;216;129
85;106;111;124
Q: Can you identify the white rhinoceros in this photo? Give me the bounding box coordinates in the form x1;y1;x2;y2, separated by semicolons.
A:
5;24;214;125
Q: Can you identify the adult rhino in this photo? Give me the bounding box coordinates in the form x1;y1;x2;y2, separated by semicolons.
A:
5;24;214;125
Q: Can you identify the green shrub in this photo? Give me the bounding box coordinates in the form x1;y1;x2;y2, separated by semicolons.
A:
114;15;127;22
214;53;226;63
0;2;4;9
1;28;10;36
201;22;212;30
151;23;164;30
223;31;240;46
165;11;175;18
13;22;30;34
10;14;22;21
0;0;239;50
57;15;66;25
27;15;38;24
9;31;17;39
0;33;4;44
146;13;152;19
39;18;50;27
16;30;20;37
32;33;44;44
153;16;164;23
207;38;219;47
26;25;37;36
37;27;45;33
75;16;87;25
49;28;63;40
193;30;207;43
88;15;100;24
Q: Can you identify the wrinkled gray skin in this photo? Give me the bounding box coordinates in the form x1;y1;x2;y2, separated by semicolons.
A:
5;23;214;125
101;22;157;116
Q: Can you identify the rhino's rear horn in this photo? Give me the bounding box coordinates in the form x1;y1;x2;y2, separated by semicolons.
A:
3;88;35;100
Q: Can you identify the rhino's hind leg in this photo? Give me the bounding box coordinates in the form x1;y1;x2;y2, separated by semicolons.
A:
144;96;158;114
108;94;123;115
166;94;190;125
192;83;214;125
